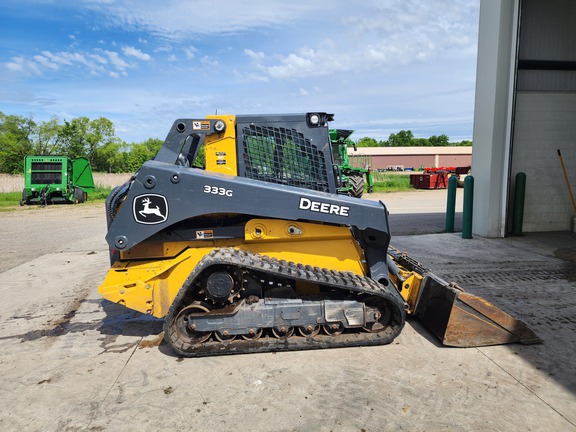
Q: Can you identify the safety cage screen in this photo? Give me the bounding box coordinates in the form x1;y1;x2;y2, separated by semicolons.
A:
239;124;329;192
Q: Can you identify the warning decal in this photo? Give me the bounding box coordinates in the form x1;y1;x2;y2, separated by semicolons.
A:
196;230;214;239
192;121;210;130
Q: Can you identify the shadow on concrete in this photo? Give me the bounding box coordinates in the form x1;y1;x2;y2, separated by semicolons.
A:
388;212;462;236
98;300;163;337
393;231;576;401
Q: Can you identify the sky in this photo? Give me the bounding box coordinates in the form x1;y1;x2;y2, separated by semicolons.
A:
0;0;480;144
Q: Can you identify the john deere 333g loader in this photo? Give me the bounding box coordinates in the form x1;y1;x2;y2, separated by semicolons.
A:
99;113;539;357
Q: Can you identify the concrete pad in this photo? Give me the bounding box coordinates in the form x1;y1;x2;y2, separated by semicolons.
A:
0;204;574;431
367;190;464;235
366;189;463;214
392;232;576;429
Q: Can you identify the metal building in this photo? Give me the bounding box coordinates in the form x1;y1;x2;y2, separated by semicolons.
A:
473;0;576;236
347;146;472;171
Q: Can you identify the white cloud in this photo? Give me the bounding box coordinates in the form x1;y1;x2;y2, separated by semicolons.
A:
154;46;172;53
2;48;135;78
200;56;219;67
6;57;30;73
122;46;151;61
103;50;130;71
184;46;198;59
87;0;332;39
255;0;479;80
233;69;269;82
1;0;481;143
244;49;265;60
32;54;59;70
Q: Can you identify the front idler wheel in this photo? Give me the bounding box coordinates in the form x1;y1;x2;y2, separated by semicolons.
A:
362;296;392;333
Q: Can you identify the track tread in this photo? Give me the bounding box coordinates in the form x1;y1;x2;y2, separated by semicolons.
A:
164;248;406;357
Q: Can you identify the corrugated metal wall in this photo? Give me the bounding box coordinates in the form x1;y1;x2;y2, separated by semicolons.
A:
509;0;576;232
517;0;576;91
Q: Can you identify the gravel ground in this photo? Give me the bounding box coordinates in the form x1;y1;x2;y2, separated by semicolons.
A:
0;202;107;273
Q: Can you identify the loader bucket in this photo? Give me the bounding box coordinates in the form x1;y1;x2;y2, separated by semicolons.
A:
414;274;542;347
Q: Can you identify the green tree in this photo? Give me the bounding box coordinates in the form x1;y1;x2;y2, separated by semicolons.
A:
429;134;450;146
35;116;63;155
58;116;117;164
355;131;472;147
85;117;116;164
92;140;127;172
387;130;414;147
0;112;36;173
356;137;379;147
59;117;89;159
124;138;163;172
456;139;473;146
412;138;431;146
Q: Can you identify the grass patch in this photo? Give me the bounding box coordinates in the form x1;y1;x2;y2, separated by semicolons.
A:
0;192;22;207
89;187;113;201
370;173;413;192
0;187;112;208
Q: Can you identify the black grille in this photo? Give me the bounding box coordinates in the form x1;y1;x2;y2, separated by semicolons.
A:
241;125;329;192
31;172;62;184
31;162;62;171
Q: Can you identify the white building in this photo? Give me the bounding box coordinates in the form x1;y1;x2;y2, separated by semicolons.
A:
473;0;576;236
347;147;472;171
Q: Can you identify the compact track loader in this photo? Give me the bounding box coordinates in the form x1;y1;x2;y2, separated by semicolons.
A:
99;113;540;357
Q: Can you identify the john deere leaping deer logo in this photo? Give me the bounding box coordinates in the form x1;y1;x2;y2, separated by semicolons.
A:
133;194;168;224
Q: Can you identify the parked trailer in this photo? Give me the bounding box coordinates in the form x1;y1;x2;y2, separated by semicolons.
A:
410;166;471;190
21;156;95;205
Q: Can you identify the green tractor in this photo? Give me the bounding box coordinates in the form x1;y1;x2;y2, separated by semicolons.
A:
21;155;95;205
330;129;374;198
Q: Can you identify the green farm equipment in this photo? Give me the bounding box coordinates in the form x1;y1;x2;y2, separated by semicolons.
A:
21;155;95;205
329;129;373;198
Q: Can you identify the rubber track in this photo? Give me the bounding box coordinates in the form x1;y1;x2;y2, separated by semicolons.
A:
164;247;407;357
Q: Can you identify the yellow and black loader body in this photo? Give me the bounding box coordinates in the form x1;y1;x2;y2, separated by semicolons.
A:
99;113;539;357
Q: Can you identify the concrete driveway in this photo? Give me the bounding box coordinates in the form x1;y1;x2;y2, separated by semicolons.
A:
0;200;574;432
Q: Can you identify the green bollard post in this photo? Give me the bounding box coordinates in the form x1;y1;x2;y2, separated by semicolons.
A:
513;172;526;236
462;175;474;239
445;175;458;232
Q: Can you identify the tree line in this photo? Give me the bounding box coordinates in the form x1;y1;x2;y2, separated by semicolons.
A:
356;130;472;147
0;112;162;174
0;112;472;174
